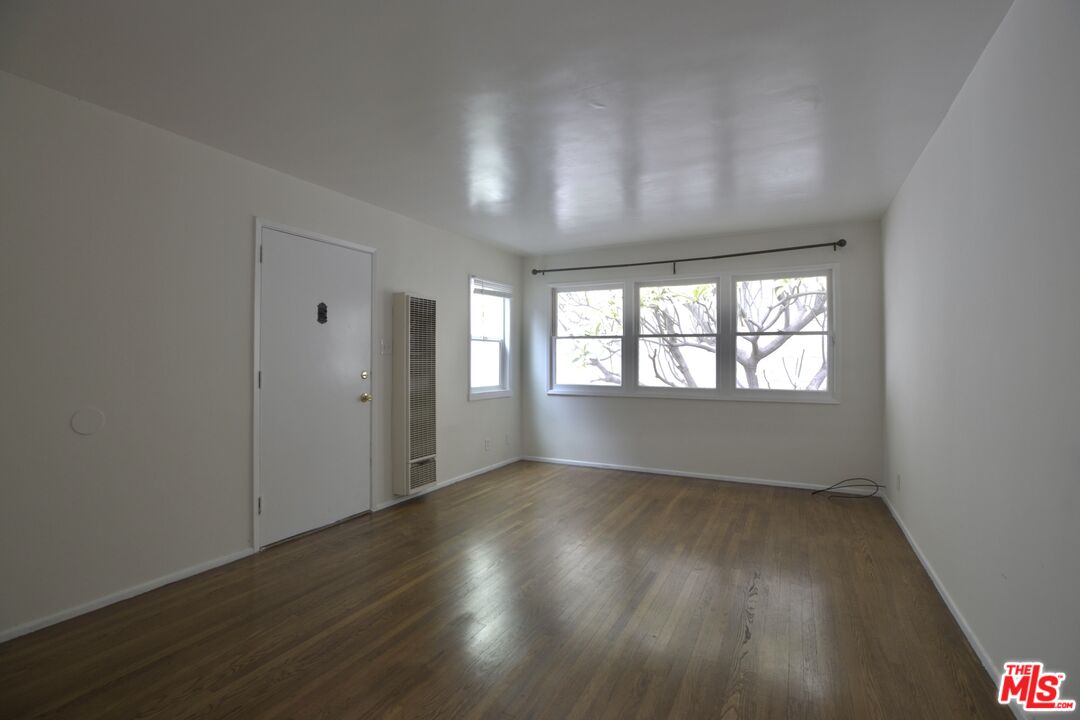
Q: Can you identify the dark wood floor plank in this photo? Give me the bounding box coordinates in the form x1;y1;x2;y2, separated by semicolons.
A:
0;461;1010;719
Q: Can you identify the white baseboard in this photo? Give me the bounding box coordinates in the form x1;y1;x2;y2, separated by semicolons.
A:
522;455;830;492
0;547;255;644
1;457;525;644
374;456;523;511
0;461;1020;719
881;495;1025;720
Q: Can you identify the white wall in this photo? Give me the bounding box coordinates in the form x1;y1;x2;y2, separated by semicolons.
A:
522;220;884;487
0;71;522;637
883;0;1080;679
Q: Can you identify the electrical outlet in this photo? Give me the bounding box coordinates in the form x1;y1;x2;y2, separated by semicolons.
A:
504;433;511;447
895;473;901;491
483;438;491;452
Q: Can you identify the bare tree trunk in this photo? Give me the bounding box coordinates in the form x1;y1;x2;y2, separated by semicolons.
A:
656;306;697;387
661;337;696;388
742;357;759;388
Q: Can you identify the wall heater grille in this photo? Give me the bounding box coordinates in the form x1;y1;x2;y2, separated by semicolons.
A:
393;293;437;495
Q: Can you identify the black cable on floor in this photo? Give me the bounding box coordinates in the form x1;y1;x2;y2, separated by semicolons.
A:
811;477;882;499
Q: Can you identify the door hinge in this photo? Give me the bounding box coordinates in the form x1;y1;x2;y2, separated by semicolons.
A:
258;370;262;388
259;245;263;262
258;497;262;515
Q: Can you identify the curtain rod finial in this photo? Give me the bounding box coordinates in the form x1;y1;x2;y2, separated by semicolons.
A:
837;238;847;248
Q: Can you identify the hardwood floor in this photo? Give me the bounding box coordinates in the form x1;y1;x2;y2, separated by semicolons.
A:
0;461;1009;719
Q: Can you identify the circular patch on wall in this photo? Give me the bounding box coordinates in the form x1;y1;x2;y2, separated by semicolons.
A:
71;407;106;436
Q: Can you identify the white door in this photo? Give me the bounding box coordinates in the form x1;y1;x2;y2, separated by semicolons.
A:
258;226;373;547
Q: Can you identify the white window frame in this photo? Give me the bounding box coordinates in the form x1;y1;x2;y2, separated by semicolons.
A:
469;275;513;401
548;265;837;403
549;281;627;396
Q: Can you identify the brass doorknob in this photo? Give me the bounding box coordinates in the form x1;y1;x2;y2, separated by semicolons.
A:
359;393;372;403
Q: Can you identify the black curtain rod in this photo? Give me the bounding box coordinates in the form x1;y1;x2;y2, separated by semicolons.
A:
531;238;846;276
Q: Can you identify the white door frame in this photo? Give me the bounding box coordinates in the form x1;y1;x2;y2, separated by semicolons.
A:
252;217;377;550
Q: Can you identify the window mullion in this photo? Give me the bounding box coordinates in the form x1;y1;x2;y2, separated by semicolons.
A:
624;281;636;391
501;309;508;392
719;275;734;394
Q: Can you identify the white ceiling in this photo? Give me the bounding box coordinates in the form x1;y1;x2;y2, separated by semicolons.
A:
0;0;1010;254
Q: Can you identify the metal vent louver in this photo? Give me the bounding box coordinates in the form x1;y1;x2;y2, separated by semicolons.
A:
408;297;436;461
409;458;437;490
393;293;437;496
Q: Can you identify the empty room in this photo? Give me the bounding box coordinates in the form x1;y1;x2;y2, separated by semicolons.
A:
1;0;1077;718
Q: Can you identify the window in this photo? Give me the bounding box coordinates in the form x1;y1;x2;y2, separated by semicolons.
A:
550;269;833;401
735;274;829;391
553;286;623;386
638;282;717;389
469;277;512;399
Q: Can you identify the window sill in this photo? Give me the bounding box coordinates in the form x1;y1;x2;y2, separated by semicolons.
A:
546;387;838;405
469;389;513;401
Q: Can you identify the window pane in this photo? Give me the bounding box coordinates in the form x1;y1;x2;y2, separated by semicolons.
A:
471;292;505;341
470;339;502;389
736;334;828;391
555;338;622;386
638;338;716;388
639;283;716;336
556;288;622;337
736;275;828;333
